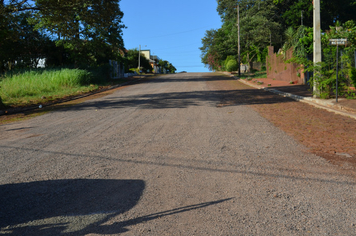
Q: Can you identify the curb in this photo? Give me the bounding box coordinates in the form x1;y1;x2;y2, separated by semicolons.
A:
237;77;356;120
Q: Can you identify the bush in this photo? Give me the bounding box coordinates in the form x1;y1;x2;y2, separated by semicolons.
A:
351;68;356;87
87;64;111;84
226;59;238;72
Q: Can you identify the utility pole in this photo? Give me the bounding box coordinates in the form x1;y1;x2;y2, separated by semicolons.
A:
237;5;241;77
138;45;141;72
313;0;322;97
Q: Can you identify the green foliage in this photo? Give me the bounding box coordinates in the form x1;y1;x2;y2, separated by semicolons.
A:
129;68;140;74
0;68;99;105
351;68;356;87
273;0;356;30
282;26;313;64
225;59;238;72
32;0;125;67
1;0;125;71
0;12;56;72
87;64;111;84
157;59;176;74
293;21;356;98
223;55;235;70
125;49;153;73
201;0;281;71
165;62;177;74
310;65;350;99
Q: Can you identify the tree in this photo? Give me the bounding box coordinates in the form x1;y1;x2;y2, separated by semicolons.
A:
200;0;282;71
273;0;356;30
32;0;125;66
1;0;125;70
166;62;177;74
0;11;54;72
239;1;281;68
125;49;152;73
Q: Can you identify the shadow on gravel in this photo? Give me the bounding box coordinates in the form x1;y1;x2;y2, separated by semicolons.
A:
97;198;233;234
52;89;294;111
0;179;233;235
0;179;145;235
272;85;313;97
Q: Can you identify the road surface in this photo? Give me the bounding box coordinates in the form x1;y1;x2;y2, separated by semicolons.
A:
0;73;355;235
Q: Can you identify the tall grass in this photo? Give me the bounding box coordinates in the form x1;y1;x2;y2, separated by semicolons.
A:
0;68;96;106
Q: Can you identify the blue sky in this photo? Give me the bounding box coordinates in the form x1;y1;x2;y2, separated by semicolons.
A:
120;0;223;72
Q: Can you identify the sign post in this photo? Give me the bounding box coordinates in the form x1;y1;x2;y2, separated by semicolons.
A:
329;39;347;103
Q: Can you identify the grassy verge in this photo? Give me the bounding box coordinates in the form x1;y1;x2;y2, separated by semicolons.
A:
0;67;127;107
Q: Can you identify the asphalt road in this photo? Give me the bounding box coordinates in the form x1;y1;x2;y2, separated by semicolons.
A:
0;73;355;235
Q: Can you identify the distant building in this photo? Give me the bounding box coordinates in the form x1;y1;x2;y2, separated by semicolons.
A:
141;50;160;73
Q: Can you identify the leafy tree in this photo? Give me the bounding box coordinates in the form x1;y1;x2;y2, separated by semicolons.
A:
125;49;152;73
200;29;219;70
0;11;54;72
1;0;125;70
166;62;177;73
240;1;281;68
201;0;281;71
273;0;356;30
287;21;356;98
32;0;125;67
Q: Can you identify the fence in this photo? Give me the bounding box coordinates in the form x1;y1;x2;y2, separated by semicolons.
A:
266;46;306;85
109;60;124;79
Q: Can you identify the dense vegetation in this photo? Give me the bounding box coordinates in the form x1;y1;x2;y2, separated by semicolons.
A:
200;0;356;73
125;49;177;74
285;22;356;98
1;0;126;71
0;0;176;108
201;0;356;98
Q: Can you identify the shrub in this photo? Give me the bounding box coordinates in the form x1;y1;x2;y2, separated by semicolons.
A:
351;68;356;87
87;64;111;84
226;59;238;72
129;68;140;74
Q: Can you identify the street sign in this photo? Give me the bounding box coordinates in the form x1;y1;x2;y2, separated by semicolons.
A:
329;39;348;103
329;38;347;45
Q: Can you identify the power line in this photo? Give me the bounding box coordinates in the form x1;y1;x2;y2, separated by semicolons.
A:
125;26;209;41
175;65;205;67
153;43;201;51
157;49;202;54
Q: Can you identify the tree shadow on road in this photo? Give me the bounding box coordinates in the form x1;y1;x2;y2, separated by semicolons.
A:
52;88;295;111
138;73;231;84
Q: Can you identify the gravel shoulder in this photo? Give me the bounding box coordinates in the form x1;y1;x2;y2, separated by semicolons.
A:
0;73;355;235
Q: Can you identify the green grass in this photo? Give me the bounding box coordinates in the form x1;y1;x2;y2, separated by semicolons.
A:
0;68;99;106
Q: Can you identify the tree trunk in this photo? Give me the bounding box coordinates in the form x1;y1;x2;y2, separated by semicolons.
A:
0;96;6;109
